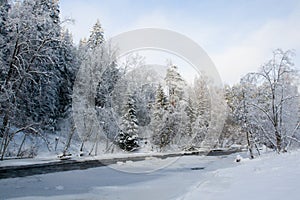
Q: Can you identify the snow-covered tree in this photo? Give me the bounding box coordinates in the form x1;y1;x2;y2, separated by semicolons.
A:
87;19;104;49
73;41;116;154
0;0;10;68
242;49;299;152
95;61;120;108
189;76;211;147
11;0;64;130
219;84;247;148
165;64;185;107
93;61;120;153
117;95;139;151
154;84;169;111
151;84;170;150
150;83;185;151
0;0;66;159
223;83;260;158
185;97;196;137
56;29;79;119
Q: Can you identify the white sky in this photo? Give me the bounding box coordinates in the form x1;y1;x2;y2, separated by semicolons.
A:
60;0;300;85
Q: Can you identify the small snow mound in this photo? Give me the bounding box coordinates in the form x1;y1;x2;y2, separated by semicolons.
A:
145;156;158;160
126;160;133;164
78;151;85;157
117;161;124;165
235;155;243;162
55;185;64;190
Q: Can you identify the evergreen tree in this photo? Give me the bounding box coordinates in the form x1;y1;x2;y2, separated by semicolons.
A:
151;84;172;150
155;84;168;111
56;29;78;119
87;19;104;49
165;64;185;107
95;61;120;108
191;76;211;146
185;97;196;136
117;95;139;151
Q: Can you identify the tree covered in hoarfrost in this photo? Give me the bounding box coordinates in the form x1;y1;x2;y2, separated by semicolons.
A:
228;81;261;158
240;49;299;153
111;53;146;117
72;19;123;155
0;0;10;68
0;0;74;159
150;66;191;151
220;85;248;148
73;41;116;155
57;29;79;119
55;28;79;157
93;60;120;153
188;76;211;147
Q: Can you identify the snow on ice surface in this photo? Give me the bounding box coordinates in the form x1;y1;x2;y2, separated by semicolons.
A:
1;151;300;200
0;155;225;200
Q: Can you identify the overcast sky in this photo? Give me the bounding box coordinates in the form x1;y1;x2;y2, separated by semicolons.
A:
60;0;300;85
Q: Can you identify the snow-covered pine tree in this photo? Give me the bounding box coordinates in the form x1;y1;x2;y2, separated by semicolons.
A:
74;37;117;154
87;19;104;50
191;76;211;146
95;61;120;108
117;95;139;151
185;97;196;137
151;84;172;150
164;64;185;107
157;64;189;150
57;29;78;118
154;84;168;111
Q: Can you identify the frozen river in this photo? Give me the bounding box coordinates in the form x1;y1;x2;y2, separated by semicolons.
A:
0;154;238;200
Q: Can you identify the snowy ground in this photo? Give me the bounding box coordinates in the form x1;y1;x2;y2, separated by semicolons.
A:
0;151;299;200
178;150;300;200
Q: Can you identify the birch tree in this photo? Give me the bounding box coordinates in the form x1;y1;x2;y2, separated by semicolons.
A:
242;49;299;152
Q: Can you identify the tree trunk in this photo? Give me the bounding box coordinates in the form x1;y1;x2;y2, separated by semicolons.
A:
246;130;254;159
275;130;282;153
17;134;27;157
80;141;85;152
63;126;75;156
0;122;11;160
88;142;95;155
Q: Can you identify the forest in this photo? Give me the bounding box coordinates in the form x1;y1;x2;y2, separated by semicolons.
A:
0;0;299;160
